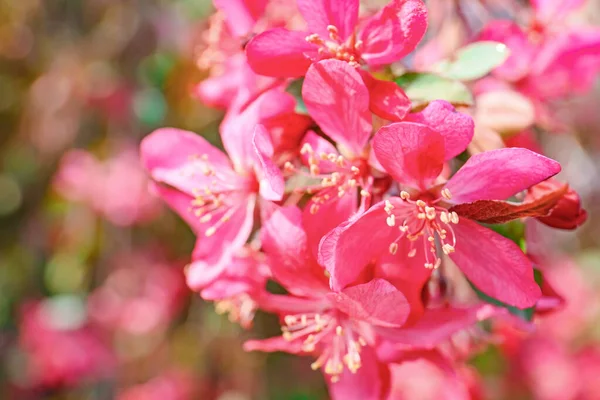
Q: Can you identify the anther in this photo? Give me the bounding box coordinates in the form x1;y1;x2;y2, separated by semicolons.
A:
389;242;399;255
386;214;396;227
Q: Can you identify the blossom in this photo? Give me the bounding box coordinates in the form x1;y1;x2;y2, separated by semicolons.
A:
17;298;115;389
88;250;187;335
478;0;600;106
244;206;410;389
140;124;283;263
246;0;428;78
322;114;561;308
54;146;162;226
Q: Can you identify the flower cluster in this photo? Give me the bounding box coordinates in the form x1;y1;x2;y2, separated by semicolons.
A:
141;0;596;397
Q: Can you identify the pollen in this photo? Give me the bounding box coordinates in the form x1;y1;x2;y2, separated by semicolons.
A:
384;194;460;270
304;24;362;66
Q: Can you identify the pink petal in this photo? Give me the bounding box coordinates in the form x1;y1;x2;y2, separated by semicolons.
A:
246;28;315;78
222;88;309;169
478;21;535;82
377;305;497;347
252;125;284;201
302;59;372;156
375;245;432;325
450;218;541;308
526;30;600;99
149;183;201;233
327;346;390;400
214;0;268;38
191;196;257;261
261;206;329;295
532;0;585;25
329;279;410;328
360;70;411;121
373;122;445;190
319;202;395;291
200;279;255;300
444;148;561;204
297;0;359;39
359;0;428;67
405;100;474;159
185;255;229;292
304;186;357;258
140;128;236;196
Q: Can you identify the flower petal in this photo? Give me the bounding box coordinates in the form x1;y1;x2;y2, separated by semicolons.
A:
377;305;497;347
360;70;411;121
190;195;257;261
297;0;359;39
373;122;445;190
329;278;410;328
359;0;428;66
531;0;585;25
444;148;561;204
149;182;201;233
140;128;235;196
319;201;395;291
214;0;268;38
304;186;357;258
327;346;390;400
450;218;541;308
405;100;474;159
252;125;284;201
246;28;315;78
302;59;372;156
261;206;329;295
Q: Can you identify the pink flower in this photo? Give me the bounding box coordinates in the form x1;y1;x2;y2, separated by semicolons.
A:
53;146;162;226
287;59;411;247
246;0;428;78
17;298;115;389
244;205;410;391
321;114;561;308
140;124;284;262
88;250;187;335
478;1;600;103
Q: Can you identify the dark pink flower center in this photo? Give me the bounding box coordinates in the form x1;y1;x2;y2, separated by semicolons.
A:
384;189;459;269
305;25;362;66
289;142;370;214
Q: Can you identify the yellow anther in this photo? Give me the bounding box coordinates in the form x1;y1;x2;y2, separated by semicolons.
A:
386;214;396;227
441;188;452;199
442;244;455;254
400;191;411;200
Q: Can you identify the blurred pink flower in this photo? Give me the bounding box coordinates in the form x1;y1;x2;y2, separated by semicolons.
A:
17;298;115;389
53;146;162;226
88;251;187;335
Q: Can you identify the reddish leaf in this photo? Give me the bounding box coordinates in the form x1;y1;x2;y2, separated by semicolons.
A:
449;184;568;224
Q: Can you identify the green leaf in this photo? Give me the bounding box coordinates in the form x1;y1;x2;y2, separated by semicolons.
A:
433;41;510;81
394;72;473;109
285;78;308;115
